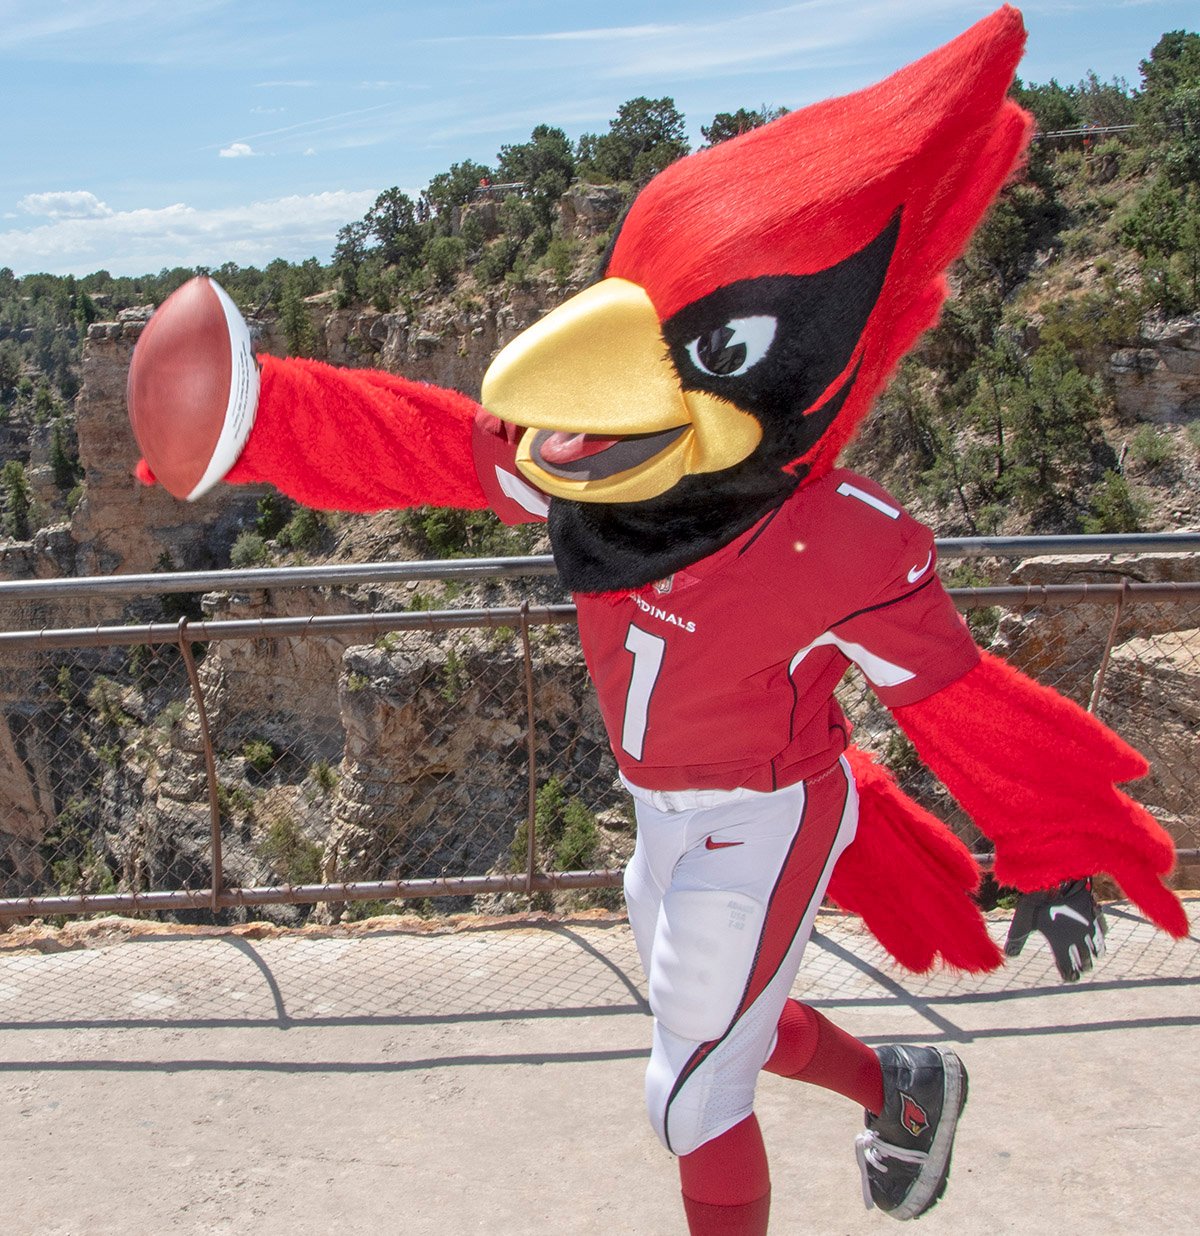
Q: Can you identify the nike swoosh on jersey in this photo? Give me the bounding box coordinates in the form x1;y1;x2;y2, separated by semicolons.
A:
1048;904;1090;926
705;836;744;850
906;551;933;583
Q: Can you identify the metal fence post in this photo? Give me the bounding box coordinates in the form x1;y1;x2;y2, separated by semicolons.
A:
1088;577;1130;716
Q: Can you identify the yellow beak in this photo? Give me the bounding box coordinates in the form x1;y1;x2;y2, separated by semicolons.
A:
480;277;762;503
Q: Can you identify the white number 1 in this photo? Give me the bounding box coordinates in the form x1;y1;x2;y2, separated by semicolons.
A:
621;623;665;760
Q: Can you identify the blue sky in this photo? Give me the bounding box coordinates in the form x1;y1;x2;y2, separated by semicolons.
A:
1;1;1194;277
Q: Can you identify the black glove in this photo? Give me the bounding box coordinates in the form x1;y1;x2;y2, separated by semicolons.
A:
1004;877;1107;983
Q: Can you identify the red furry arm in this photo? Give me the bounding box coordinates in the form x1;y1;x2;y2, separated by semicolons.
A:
225;356;490;512
891;650;1187;938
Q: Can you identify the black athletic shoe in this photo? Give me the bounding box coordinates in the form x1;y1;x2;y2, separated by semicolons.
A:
854;1045;968;1221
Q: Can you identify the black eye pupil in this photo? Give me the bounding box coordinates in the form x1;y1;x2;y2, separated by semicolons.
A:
696;326;747;375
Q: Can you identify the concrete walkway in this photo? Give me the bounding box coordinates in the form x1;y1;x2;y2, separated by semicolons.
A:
1;899;1196;1236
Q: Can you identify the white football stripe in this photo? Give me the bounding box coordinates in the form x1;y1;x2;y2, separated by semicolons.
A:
186;279;260;501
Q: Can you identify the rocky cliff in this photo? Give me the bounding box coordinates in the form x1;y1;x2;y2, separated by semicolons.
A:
2;207;1198;915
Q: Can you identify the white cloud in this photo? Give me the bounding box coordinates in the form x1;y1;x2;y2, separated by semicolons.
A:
19;190;114;220
426;0;973;85
219;142;256;159
1;189;379;277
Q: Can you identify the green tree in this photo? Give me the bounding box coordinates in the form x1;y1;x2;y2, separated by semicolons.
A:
278;271;317;358
0;342;21;401
496;125;576;225
1012;77;1081;133
1;459;32;540
422;235;467;285
1137;30;1200;132
577;96;689;184
1122;173;1185;256
1121;175;1200;313
997;342;1104;513
1074;71;1135;128
50;421;80;489
365;188;422;266
333;219;373;301
1137;31;1200;185
700;105;788;146
423;160;493;220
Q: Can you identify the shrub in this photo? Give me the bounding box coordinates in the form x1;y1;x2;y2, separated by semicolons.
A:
538;237;576;285
259;811;323;885
254;493;291;539
243;738;278;774
1127;423;1174;468
310;760;338;792
276;506;325;551
423;235;468;285
1038;284;1144;353
553;799;600;870
230;531;269;567
511;776;601;872
156;699;187;733
88;677;132;728
439;646;468;703
1082;470;1146;532
217;781;254;816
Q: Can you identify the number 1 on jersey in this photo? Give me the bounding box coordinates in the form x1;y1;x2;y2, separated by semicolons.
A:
621;623;665;760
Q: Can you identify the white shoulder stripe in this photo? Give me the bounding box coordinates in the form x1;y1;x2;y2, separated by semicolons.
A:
790;631;916;688
835;481;901;519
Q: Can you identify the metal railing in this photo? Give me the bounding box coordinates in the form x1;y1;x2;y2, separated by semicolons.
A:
0;535;1197;925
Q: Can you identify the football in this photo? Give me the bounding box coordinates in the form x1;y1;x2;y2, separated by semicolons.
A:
126;276;259;500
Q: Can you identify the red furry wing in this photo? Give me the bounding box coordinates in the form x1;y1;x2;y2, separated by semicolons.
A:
830;747;1002;973
891;650;1188;938
225;356;490;513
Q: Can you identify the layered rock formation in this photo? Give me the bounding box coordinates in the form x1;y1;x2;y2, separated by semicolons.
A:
1111;313;1200;425
2;231;1199;916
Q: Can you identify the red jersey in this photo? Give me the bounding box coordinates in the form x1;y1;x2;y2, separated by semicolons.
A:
575;471;978;791
474;430;978;793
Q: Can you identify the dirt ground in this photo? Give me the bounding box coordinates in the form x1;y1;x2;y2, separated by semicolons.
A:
1;899;1197;1236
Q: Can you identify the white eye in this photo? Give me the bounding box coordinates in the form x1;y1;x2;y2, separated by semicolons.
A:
685;315;777;378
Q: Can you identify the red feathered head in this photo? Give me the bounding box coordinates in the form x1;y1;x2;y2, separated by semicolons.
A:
481;6;1032;590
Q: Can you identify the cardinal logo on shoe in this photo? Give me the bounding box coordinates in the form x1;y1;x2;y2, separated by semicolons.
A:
900;1092;929;1138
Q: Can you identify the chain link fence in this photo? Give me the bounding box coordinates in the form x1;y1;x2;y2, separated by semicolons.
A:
0;539;1197;928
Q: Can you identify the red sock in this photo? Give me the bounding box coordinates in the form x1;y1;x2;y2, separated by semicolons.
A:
680;1194;771;1235
763;999;884;1114
678;1114;771;1235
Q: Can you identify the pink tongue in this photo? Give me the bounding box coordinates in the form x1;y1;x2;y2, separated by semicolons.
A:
539;431;622;464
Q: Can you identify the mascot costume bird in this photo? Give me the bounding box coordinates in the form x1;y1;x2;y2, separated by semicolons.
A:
127;8;1187;1232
